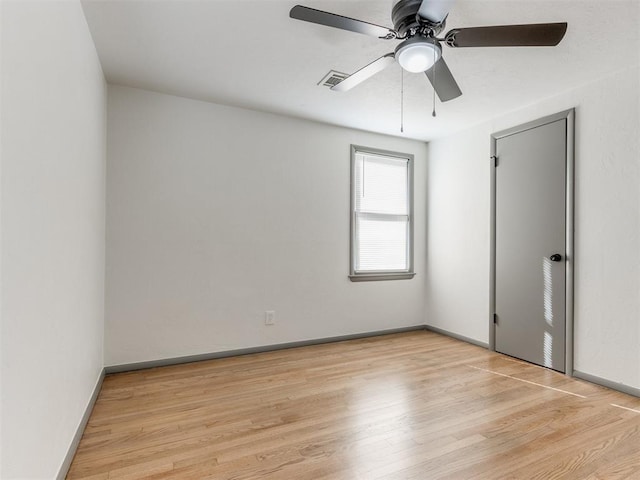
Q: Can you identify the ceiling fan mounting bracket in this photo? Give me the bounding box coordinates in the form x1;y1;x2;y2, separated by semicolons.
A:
444;29;460;47
379;32;400;40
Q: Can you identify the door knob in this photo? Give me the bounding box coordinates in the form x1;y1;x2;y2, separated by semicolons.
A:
550;254;562;262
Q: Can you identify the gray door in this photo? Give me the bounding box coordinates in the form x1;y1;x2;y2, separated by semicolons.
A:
492;111;573;373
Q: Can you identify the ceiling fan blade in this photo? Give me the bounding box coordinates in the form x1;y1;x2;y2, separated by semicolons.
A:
417;0;456;24
290;5;396;38
331;54;396;92
445;22;567;47
424;56;462;102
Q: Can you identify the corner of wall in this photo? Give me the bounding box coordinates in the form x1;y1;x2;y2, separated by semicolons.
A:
0;0;108;477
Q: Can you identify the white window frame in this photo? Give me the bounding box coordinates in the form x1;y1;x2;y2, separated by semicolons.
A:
349;145;415;282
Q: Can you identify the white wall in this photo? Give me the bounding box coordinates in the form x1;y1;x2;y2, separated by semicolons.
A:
426;65;640;390
105;85;427;366
0;1;106;478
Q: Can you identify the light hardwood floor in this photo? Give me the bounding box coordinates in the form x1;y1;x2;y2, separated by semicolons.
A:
67;331;640;479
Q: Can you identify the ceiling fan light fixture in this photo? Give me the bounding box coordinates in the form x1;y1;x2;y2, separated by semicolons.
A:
395;37;441;73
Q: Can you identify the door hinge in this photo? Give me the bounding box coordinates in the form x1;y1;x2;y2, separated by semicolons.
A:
491;155;498;167
493;313;498;324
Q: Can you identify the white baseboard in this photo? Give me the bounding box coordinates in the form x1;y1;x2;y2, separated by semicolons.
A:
424;324;489;349
105;325;427;374
573;370;640;398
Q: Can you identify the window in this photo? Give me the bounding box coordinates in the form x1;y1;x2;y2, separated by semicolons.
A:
350;145;414;281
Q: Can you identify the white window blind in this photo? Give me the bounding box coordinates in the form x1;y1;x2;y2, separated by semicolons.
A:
351;148;412;278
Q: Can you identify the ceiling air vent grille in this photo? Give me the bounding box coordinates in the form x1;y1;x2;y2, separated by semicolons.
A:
318;70;349;88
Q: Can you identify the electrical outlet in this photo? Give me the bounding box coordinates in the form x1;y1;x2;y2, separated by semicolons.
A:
265;310;276;326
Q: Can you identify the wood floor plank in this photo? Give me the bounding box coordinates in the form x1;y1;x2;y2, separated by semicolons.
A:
67;331;640;479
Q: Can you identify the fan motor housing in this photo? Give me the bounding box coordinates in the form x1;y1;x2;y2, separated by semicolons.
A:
392;0;445;37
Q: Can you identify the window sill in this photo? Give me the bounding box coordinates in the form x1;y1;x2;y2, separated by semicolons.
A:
349;273;416;282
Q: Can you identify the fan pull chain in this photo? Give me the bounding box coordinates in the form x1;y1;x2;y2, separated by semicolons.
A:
432;46;437;118
400;68;404;133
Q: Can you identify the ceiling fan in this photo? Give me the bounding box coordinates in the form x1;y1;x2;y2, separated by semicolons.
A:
289;0;567;102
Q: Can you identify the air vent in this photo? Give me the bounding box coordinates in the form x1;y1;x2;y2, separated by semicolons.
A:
318;70;349;88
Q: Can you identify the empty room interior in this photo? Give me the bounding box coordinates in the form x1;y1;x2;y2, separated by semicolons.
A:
1;0;640;478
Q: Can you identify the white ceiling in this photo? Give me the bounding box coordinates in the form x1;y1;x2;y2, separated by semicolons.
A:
81;0;639;141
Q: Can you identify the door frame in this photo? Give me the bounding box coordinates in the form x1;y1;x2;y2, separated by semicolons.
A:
489;109;575;375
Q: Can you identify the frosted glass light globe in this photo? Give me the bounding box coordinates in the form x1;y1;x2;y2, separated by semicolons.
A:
395;38;441;73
